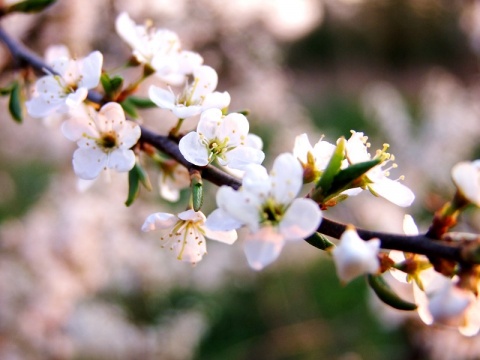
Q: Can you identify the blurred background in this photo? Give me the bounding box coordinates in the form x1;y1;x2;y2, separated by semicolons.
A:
1;0;480;359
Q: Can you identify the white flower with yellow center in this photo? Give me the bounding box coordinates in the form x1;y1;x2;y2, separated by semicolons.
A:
206;153;322;270
26;49;102;118
179;108;264;169
61;102;141;180
149;65;230;119
346;131;415;207
142;210;237;264
115;12;202;85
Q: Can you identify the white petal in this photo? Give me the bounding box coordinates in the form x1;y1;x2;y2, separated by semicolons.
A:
220;112;249;145
279;198;322;240
403;214;419;235
369;178;415;207
270;153;303;204
108;149;136;172
205;208;243;232
178;209;206;222
197;108;223;139
179;132;209;166
202;91;231;111
172;105;203;118
45;45;70;66
452;161;480;206
244;227;285;270
72;147;107;180
332;228;380;283
26;97;56;118
216;186;260;230
246;133;263;150
221;147;265;170
190;65;218;103
65;88;88;108
79;51;103;89
142;212;177;232
293;133;312;162
61;115;98;142
118;122;141;149
204;227;237;245
149;86;176;110
242;164;271;197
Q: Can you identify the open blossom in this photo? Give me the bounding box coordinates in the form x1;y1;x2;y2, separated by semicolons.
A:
179;108;265;169
115;12;202;85
26;48;102;118
206;153;322;270
345;131;415;207
149;65;230;118
61;102;141;180
451;160;480;207
142;210;237;264
332;227;380;283
293;133;338;182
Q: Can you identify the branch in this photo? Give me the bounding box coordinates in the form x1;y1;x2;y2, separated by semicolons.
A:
0;24;472;265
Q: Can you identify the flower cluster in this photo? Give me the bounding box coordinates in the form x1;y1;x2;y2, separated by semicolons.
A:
16;8;480;338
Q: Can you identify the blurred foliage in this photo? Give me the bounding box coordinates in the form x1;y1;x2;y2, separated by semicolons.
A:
286;0;474;72
104;259;412;360
0;159;53;223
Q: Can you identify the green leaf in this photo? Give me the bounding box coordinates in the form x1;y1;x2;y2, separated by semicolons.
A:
305;232;335;251
6;0;56;13
100;73;124;100
125;165;140;207
126;96;157;109
121;98;139;119
328;158;381;195
316;137;346;193
367;274;417;311
136;162;152;191
8;81;23;123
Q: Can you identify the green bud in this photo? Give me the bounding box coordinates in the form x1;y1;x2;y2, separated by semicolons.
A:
100;73;124;100
191;170;203;212
304;232;335;251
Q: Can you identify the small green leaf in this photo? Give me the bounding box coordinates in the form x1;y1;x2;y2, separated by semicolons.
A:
126;96;157;109
100;73;124;100
121;98;139;119
6;0;56;13
8;81;23;123
328;158;381;195
125;165;140;207
136;162;152;191
316;137;346;193
305;232;335;251
367;274;417;311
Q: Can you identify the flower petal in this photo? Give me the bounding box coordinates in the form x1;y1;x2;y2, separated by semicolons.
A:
142;212;177;232
279;198;322;241
244;226;285;270
149;85;176;111
270;153;303;204
179;132;209;166
72;147;107;180
369;178;415;207
108;149;136;172
78;51;103;89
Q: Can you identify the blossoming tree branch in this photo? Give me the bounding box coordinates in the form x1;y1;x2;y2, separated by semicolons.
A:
2;0;480;336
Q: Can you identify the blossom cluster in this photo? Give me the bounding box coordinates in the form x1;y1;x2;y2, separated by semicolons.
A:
18;9;480;337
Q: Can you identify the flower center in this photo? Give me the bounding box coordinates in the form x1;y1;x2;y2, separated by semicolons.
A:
99;131;118;148
260;199;285;225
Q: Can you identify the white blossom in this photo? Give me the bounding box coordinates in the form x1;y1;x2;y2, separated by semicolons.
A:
206;153;322;270
451;160;480;207
142;210;237;264
26;49;103;118
293;133;337;178
179;108;264;169
149;65;230;118
115;12;202;85
157;160;190;202
61;102;141;180
332;227;380;283
345;131;415;207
